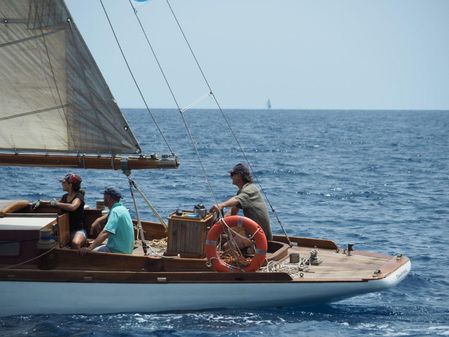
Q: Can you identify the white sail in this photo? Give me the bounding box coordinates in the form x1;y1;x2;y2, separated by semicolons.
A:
267;99;272;109
0;0;141;155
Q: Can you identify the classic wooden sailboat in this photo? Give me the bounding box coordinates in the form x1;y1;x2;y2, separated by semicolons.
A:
0;0;410;317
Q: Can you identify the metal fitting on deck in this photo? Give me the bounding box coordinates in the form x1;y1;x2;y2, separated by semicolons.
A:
347;243;354;256
289;253;300;263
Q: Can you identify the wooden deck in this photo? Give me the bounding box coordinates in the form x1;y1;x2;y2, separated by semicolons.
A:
283;245;406;281
0;243;408;284
0;200;409;284
129;238;408;282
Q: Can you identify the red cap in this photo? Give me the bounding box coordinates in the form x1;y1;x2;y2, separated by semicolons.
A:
60;173;82;185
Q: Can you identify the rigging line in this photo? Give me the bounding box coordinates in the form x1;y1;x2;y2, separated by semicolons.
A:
99;0;175;155
127;0;181;112
165;0;291;244
164;1;251;173
125;173;149;255
179;110;221;207
127;0;220;207
180;92;211;113
165;0;251;164
165;0;214;98
128;175;167;228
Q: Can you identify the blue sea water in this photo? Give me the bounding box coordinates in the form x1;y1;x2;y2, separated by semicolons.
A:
1;109;448;336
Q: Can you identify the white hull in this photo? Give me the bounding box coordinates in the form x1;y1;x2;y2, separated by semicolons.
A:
0;260;410;317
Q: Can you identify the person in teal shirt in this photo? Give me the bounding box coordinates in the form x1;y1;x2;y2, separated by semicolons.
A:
81;187;135;254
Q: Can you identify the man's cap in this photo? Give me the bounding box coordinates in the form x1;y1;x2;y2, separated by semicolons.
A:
60;173;82;185
229;163;250;176
103;187;122;200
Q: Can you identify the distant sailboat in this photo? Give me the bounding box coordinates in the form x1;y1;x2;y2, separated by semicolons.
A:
266;99;272;109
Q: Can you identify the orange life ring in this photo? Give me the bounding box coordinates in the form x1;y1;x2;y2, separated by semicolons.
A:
205;215;268;272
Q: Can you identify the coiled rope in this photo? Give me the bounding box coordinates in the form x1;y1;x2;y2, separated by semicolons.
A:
261;258;311;278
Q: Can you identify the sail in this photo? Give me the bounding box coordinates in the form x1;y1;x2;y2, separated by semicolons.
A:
0;0;141;155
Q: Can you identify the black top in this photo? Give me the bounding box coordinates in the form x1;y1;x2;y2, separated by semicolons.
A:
61;191;85;232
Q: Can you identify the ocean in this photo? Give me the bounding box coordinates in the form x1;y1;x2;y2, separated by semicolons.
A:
0;109;448;336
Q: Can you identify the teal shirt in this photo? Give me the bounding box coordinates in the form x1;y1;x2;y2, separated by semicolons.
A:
104;202;134;254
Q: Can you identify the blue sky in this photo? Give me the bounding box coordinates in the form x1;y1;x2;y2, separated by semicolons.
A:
65;0;449;110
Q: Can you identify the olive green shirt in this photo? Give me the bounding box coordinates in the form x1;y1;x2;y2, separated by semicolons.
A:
235;182;272;240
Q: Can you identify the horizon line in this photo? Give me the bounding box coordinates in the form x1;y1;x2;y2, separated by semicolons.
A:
122;107;449;112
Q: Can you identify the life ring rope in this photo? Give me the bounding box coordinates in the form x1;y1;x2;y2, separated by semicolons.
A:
205;215;268;272
221;217;260;243
248;226;261;240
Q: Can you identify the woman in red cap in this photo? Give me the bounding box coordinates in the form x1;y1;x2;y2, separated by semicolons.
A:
51;173;86;249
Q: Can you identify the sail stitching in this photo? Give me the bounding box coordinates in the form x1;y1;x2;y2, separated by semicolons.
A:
66;20;114;155
0;0;154;158
61;2;143;155
0;25;65;50
0;104;68;122
33;1;74;151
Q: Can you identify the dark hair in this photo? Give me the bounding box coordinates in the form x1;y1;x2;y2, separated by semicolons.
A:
241;172;253;183
62;173;82;191
230;163;253;183
104;187;122;200
72;182;81;192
